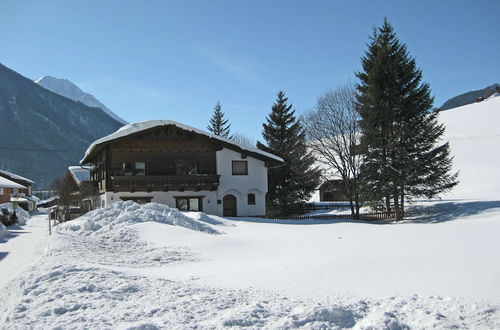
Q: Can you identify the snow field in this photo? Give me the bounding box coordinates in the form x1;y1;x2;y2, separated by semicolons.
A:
439;95;500;200
1;200;499;328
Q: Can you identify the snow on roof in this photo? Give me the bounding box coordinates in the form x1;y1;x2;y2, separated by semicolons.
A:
80;120;284;164
10;196;30;203
68;166;91;185
0;176;27;189
0;169;35;184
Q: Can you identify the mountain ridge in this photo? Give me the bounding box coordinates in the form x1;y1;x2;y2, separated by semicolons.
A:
0;62;124;189
35;75;127;124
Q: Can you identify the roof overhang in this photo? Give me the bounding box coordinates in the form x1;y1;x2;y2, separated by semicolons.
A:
80;120;284;165
0;176;28;189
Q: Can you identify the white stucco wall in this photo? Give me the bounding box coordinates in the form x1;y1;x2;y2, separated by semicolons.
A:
98;148;269;217
99;190;219;214
215;148;268;217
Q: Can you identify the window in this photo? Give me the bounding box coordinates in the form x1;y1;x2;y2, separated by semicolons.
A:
0;188;4;195
176;162;199;175
122;162;145;176
247;193;256;205
135;162;146;176
175;197;203;212
232;161;248;175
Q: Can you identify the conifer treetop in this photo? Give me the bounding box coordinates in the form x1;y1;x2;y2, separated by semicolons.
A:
207;101;231;138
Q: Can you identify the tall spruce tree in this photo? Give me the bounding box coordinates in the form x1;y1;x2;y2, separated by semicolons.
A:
356;18;458;220
257;91;321;216
207;102;231;138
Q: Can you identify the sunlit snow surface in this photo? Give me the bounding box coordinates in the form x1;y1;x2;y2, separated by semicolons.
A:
439;95;500;200
1;97;500;328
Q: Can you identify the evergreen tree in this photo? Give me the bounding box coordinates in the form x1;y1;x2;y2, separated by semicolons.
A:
207;102;231;138
356;18;458;220
257;91;321;216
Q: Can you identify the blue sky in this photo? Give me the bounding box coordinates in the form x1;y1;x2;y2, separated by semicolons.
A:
1;0;499;141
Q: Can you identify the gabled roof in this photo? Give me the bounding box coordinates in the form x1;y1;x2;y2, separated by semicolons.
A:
0;176;27;189
80;120;284;164
0;169;35;185
68;166;91;185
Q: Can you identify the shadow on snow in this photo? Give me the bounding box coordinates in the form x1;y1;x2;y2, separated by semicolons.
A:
406;200;500;224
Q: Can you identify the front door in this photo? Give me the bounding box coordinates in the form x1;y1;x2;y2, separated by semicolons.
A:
223;195;237;217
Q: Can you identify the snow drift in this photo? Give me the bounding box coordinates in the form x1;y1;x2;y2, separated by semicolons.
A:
0;223;6;240
57;200;221;236
0;203;30;226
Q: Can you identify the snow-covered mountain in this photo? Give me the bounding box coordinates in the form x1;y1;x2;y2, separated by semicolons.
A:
35;76;127;124
0;63;124;189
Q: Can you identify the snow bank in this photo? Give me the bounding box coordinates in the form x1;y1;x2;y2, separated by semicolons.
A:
0;203;30;225
57;201;221;236
0;222;6;240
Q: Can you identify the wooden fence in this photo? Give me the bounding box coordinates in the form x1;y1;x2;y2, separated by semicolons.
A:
272;211;395;222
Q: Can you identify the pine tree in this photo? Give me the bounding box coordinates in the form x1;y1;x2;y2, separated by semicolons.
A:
257;91;321;216
207;102;231;138
356;18;458;220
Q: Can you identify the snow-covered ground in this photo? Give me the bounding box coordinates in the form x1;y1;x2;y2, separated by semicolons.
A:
0;96;499;328
0;213;48;289
0;201;499;328
439;94;500;200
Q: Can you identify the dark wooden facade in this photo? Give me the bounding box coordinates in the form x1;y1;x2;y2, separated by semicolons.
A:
89;125;223;194
319;179;351;202
60;170;97;214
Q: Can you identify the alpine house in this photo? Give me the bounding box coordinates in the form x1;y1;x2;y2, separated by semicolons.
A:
80;120;283;217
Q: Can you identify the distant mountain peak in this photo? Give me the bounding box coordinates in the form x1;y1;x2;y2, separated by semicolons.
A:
35;76;127;124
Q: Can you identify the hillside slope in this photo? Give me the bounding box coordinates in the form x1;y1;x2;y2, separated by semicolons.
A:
439;94;500;199
0;63;124;189
440;83;499;111
35;76;127;124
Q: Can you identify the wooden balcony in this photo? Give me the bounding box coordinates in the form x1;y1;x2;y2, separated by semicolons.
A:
111;174;220;193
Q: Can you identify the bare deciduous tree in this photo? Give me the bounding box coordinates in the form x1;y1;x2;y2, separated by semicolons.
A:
303;83;363;217
232;131;255;148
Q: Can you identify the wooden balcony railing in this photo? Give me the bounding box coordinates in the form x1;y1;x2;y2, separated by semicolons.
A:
111;174;220;193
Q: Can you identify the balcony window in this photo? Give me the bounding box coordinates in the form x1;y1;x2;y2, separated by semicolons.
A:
122;162;146;176
232;161;248;175
176;162;199;175
135;162;146;176
175;197;203;212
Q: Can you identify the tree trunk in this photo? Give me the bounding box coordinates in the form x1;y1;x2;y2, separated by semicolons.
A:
355;198;360;219
393;194;403;221
400;193;405;219
348;197;355;217
385;196;391;213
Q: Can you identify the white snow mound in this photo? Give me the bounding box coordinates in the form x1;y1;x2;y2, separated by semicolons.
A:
57;201;221;235
0;223;6;240
0;203;30;225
